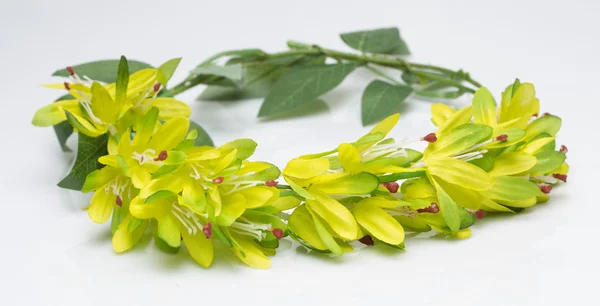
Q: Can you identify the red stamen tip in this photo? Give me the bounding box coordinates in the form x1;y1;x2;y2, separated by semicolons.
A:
560;145;568;154
429;203;439;213
359;235;374;246
495;134;508;142
265;180;278;187
532;113;539;117
153;83;161;92
202;222;212;239
212;176;224;184
417;203;439;213
115;195;123;207
539;184;553;194
382;181;399;193
66;66;75;76
542;112;550;116
64;82;71;90
422;133;437;143
271;228;284;240
153;150;168;161
553;174;567;183
474;210;486;219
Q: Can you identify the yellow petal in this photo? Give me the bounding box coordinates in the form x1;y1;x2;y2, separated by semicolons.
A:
520;137;555;155
283;158;329;179
98;155;119;168
182;228;214;268
212;149;238;175
305;189;359;240
64;110;105;137
88;188;115;223
216;194;245;226
149;98;191;120
436;105;473;134
148;117;190;151
472;87;497;127
489;152;537;176
235;186;279;208
126;68;158;97
353;201;404;245
229;233;271;269
310;172;379;195
272;196;302;211
429;158;492;191
480;198;514;213
90;82;119;123
306;206;344;255
82;167;120;193
369;113;400;136
129;195;171;219
496;197;537;208
31;99;81;127
288;205;328;250
112;215;149;253
139;174;184;198
431;103;456;127
436;179;482;210
338;143;362;173
207;186;222;216
499;83;537;128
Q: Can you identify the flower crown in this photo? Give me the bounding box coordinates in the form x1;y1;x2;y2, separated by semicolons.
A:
32;37;568;269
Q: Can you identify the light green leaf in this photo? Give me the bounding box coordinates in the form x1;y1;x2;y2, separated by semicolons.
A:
115;56;129;107
433;180;461;232
157;57;182;85
58;133;108;190
487;176;541;201
340;27;410;55
52;94;74;152
361;80;413;126
220;139;257;160
472;87;497;126
52;59;152;83
258;63;358;117
529;151;566;176
524;115;562;141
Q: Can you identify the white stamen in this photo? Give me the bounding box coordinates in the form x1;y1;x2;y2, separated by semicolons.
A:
132;149;159;165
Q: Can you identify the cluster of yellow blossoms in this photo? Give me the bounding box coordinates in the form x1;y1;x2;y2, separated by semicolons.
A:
33;62;568;268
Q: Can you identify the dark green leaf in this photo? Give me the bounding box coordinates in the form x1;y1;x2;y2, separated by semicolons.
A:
52;59;153;83
361;80;413;125
340;27;410;55
199;55;326;101
53;94;75;152
258;63;358;117
189;120;214;146
191;64;243;82
57;133;108;190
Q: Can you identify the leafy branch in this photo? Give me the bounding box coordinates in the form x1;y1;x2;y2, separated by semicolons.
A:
170;27;483;125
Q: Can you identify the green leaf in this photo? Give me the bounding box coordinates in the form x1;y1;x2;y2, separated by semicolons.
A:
434;180;461;232
115;56;129;107
258;63;358;117
220;138;257;160
53;94;74;152
189;120;214;146
361;80;413;125
340;27;410;55
191;64;243;82
530;151;566;176
58;133;108;190
199;55;326;101
157;57;182;85
52;59;152;83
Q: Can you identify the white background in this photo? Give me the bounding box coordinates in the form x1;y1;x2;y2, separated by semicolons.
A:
0;0;598;305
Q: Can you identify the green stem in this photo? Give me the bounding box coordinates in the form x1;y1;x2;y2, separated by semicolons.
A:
168;41;482;96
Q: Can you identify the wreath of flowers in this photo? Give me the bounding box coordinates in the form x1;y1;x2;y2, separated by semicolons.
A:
31;29;568;269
